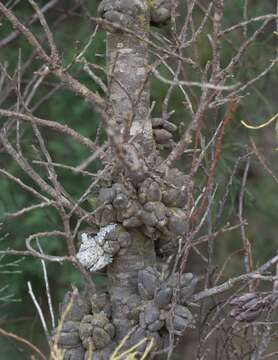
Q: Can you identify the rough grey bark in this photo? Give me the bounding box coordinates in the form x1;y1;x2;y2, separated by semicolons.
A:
101;0;156;344
104;1;154;155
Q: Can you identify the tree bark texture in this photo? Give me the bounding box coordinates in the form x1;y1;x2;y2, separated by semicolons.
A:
53;2;196;359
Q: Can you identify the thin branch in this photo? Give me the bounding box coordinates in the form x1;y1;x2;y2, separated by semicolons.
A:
28;0;60;64
0;327;47;360
150;66;238;90
0;0;59;49
0;168;49;202
5;201;56;219
27;281;50;341
0;109;98;151
238;158;255;291
0;3;105;111
36;240;56;329
221;14;278;35
193;254;278;302
250;138;278;184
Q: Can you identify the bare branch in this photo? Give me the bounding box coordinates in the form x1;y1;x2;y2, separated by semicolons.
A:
193;254;278;302
0;327;47;360
27;281;50;341
0;109;99;151
0;0;59;49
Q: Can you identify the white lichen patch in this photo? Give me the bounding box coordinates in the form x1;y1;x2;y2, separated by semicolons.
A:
76;224;117;272
130;120;142;136
118;47;133;53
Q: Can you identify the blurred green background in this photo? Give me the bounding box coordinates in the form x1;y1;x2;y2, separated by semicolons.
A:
0;0;277;358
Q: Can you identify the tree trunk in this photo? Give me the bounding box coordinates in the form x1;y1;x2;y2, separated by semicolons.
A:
54;2;195;359
104;0;156;343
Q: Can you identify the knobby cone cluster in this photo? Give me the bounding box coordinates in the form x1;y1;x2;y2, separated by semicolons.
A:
98;0;172;29
54;164;197;359
230;293;274;322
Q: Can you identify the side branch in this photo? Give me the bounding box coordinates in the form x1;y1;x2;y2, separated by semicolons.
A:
0;0;59;49
193;254;278;302
0;110;99;151
0;3;105;112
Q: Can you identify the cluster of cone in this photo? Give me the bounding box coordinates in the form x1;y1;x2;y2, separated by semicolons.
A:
98;0;172;30
53;266;197;359
230;292;273;322
94;167;192;250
